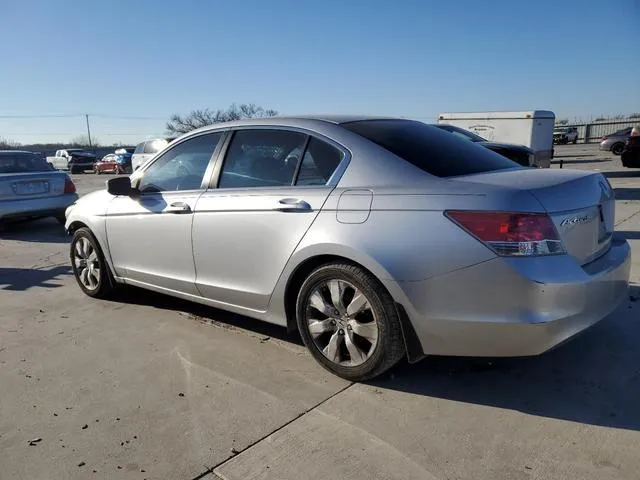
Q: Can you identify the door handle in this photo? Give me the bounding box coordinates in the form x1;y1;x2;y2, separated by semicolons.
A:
165;202;191;214
273;198;312;212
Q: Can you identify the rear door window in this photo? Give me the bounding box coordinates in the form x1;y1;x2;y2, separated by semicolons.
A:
218;129;307;188
295;137;344;185
341;119;519;177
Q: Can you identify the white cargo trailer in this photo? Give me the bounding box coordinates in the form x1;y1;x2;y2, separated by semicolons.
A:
437;110;555;168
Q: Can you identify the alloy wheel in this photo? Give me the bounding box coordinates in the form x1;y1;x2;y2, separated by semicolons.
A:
305;279;379;366
73;237;101;290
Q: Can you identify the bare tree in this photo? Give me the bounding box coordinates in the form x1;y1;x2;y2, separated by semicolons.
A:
166;103;278;135
70;135;100;147
0;136;21;148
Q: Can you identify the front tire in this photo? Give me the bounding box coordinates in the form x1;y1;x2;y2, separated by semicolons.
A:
70;227;115;299
296;263;404;381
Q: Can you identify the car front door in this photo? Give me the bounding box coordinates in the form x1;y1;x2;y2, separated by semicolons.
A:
192;128;347;312
106;132;223;295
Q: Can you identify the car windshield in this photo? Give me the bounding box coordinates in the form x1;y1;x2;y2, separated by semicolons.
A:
0;153;52;173
342;119;520;177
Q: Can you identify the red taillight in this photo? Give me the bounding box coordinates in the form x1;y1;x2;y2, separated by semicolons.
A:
64;177;76;193
601;136;608;141
446;211;564;256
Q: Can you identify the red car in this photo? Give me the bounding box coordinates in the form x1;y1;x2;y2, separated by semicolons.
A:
94;153;129;175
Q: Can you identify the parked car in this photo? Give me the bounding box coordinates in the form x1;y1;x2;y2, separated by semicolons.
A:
553;126;578;144
0;150;78;225
600;127;632;155
621;126;640;168
433;124;535;167
94;153;132;175
131;138;174;172
65;116;630;381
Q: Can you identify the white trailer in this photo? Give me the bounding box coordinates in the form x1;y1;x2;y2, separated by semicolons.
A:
437;110;555;168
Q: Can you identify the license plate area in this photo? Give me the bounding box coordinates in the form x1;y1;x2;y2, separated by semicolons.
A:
12;181;50;195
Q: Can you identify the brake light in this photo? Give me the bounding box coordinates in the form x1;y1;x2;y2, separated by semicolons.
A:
446;211;564;256
64;176;76;193
601;136;608;141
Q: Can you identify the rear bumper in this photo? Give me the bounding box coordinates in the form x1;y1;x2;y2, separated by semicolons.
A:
0;193;79;220
398;237;631;357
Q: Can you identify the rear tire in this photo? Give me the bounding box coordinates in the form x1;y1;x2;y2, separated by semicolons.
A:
296;263;404;381
70;227;115;299
612;143;625;156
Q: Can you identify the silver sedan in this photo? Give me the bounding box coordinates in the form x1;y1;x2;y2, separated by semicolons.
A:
1;150;78;225
64;116;631;381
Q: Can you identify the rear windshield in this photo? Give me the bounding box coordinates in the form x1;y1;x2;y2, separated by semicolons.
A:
341;119;520;177
0;153;53;173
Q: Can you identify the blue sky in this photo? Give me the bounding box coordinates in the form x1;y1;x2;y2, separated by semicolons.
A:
1;0;638;144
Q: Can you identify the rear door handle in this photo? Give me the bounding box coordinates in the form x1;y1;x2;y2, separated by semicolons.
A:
273;198;312;212
166;202;192;214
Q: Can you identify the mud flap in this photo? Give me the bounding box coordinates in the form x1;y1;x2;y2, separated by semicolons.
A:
395;303;426;364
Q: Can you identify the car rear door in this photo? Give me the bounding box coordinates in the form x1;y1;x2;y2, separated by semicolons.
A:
105;132;223;294
191;128;347;311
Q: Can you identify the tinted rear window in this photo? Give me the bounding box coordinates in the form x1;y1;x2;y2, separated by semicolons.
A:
0;153;53;173
341;119;520;177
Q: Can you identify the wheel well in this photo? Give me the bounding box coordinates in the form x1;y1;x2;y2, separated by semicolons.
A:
66;220;88;236
283;254;425;363
284;255;354;333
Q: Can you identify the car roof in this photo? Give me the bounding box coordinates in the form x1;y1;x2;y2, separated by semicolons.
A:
184;115;407;137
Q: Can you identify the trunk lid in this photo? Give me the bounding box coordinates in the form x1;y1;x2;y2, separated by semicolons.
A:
454;169;615;265
0;171;67;201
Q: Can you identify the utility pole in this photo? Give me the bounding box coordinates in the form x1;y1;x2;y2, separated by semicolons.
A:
85;114;93;151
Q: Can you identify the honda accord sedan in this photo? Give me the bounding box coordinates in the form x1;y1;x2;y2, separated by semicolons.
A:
64;116;631;381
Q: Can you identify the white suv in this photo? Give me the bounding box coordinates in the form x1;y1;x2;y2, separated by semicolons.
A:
131;138;174;171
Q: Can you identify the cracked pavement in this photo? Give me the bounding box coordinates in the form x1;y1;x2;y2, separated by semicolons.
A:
1;144;639;480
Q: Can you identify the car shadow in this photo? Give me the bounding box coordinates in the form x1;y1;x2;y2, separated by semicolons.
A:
110;286;303;345
614;187;640;201
0;217;69;244
0;265;72;291
617;231;640;240
604;170;640;179
552;158;611;164
369;285;640;431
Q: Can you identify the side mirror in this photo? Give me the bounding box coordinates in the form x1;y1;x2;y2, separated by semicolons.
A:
106;176;137;197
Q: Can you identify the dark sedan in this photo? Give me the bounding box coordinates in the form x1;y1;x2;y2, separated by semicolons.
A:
433;124;535;167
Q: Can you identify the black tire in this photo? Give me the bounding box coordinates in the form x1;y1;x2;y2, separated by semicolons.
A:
55;212;66;225
612;143;625;156
70;227;115;299
572;137;578;144
296;263;404;381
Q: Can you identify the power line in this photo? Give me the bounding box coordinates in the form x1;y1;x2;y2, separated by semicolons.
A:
0;113;83;118
0;113;166;120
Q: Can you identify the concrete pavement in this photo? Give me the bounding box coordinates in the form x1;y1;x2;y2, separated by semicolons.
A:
1;144;639;479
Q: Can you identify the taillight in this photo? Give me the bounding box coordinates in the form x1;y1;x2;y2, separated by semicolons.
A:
446;211;564;256
601;136;608;141
64;176;76;194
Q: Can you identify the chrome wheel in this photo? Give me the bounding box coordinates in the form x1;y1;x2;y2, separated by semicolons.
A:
73;237;101;290
305;279;378;366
